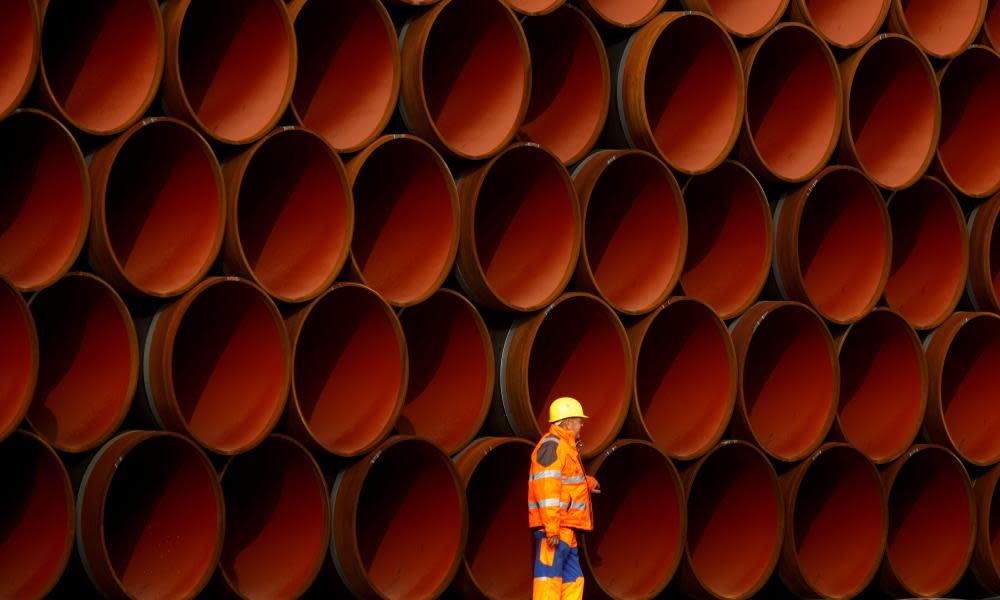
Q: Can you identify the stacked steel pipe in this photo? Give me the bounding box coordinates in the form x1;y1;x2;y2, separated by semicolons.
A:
5;0;1000;598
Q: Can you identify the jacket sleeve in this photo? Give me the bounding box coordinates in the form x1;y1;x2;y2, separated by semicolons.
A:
531;442;566;537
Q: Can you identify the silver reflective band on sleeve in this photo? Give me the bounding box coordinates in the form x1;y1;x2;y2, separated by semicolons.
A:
530;470;563;481
568;502;587;511
562;476;587;484
529;498;562;509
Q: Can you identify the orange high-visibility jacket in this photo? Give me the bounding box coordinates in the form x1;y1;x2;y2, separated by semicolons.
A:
528;424;597;535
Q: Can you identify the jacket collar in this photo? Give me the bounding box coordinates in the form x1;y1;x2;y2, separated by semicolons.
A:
548;423;578;445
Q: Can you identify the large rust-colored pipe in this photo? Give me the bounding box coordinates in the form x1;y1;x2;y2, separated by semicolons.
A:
572;150;686;315
936;45;1000;198
835;308;926;465
397;289;493;455
0;430;73;600
575;0;664;28
680;160;772;320
773;166;891;325
77;430;224;599
968;194;1000;312
0;109;89;292
888;0;986;59
37;0;163;135
216;434;329;599
879;445;975;597
451;437;534;600
839;34;940;190
885;177;968;330
498;292;631;459
455;143;580;312
787;0;890;48
0;0;39;121
730;301;838;462
984;0;1000;49
399;0;530;160
285;283;406;458
684;0;790;38
738;23;842;183
88;117;224;298
519;5;609;165
607;11;743;176
222;127;352;304
331;436;467;600
346;135;458;308
626;297;736;461
677;440;783;600
925;312;1000;466
162;0;296;145
972;462;1000;593
142;276;290;455
27;272;137;453
778;443;886;599
582;440;685;600
0;276;36;444
287;0;399;153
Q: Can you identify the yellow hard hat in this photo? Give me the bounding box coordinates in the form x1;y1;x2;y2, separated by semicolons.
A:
548;396;588;422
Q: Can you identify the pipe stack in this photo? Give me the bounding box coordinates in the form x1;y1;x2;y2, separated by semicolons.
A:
4;0;1000;598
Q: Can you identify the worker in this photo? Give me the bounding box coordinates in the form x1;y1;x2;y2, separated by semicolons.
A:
528;396;601;600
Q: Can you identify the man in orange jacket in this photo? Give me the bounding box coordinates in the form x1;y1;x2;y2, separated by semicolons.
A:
528;396;600;600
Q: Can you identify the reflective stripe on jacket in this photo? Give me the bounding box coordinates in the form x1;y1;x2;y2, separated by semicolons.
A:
528;424;596;535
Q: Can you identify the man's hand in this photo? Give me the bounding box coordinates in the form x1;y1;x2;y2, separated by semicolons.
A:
591;479;601;494
547;535;559;548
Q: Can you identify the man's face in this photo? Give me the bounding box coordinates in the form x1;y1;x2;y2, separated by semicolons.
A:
560;417;584;437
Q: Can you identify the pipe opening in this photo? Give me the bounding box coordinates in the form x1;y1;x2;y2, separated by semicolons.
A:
887;447;973;596
0;432;72;600
29;274;134;452
635;300;734;459
897;0;983;57
473;146;577;310
421;0;527;157
355;439;463;599
644;14;740;173
939;47;1000;197
103;435;221;598
746;26;839;181
799;0;887;47
170;279;287;453
293;285;403;456
940;315;1000;464
0;0;36;117
581;152;684;313
506;0;563;14
839;310;924;463
351;137;456;306
40;0;159;133
988;0;1000;47
0;278;34;439
687;443;780;598
742;304;835;460
292;0;396;151
586;442;683;598
220;436;328;599
462;440;534;600
235;129;350;302
528;295;628;455
398;291;490;454
797;168;889;322
102;120;222;296
177;0;292;142
580;0;662;26
886;178;966;328
792;446;883;597
681;161;770;319
990;477;1000;575
0;111;86;291
848;36;937;188
520;7;606;164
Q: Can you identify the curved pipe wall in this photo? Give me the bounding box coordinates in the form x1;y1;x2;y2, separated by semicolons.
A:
888;0;986;58
968;194;1000;312
787;0;890;48
685;0;790;38
398;289;493;455
286;283;406;457
0;276;36;443
27;272;137;453
498;292;631;459
143;276;290;455
223;126;352;304
680;160;772;320
582;440;685;600
572;149;686;315
89;117;224;298
973;462;1000;593
576;0;664;28
626;297;736;461
77;431;224;599
0;0;39;121
331;436;467;600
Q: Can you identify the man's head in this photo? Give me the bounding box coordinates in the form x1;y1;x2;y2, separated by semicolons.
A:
548;397;588;435
556;416;584;435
